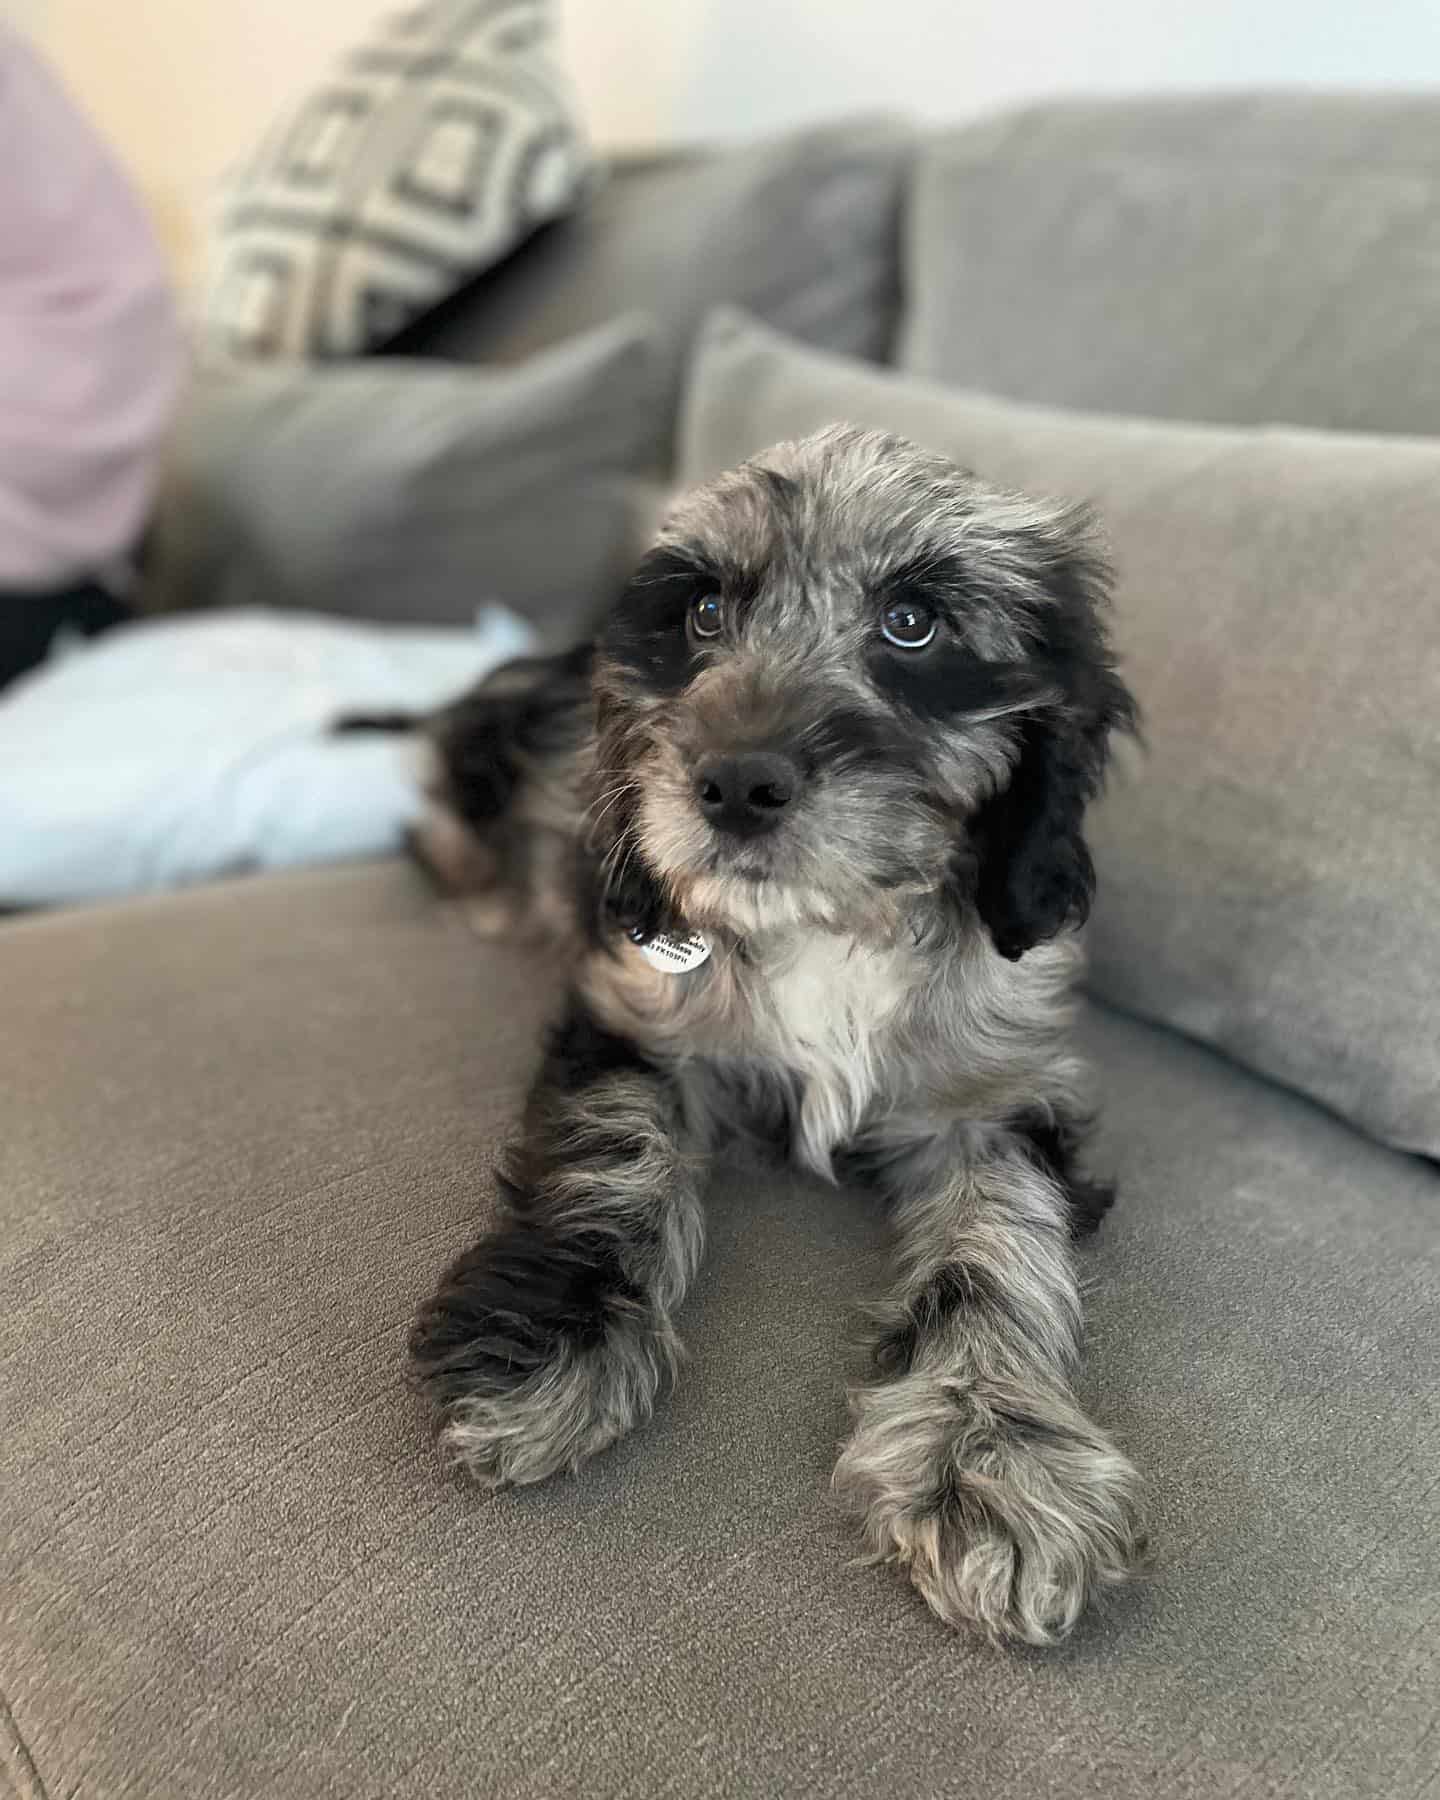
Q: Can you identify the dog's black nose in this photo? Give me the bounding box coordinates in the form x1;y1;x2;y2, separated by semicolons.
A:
694;751;801;837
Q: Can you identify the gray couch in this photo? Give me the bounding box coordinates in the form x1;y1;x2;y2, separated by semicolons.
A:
4;99;1438;1800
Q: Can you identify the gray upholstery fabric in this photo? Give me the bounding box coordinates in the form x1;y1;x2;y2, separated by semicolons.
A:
388;123;911;465
145;317;661;644
680;311;1440;1160
3;860;1437;1797
901;94;1440;436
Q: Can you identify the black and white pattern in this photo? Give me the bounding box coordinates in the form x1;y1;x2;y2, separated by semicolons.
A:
198;0;592;360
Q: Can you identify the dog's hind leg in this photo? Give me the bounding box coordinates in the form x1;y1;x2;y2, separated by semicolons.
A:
834;1134;1146;1645
409;995;702;1487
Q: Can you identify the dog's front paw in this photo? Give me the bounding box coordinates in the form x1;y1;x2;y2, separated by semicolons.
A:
429;1331;671;1488
409;1230;679;1487
835;1371;1146;1646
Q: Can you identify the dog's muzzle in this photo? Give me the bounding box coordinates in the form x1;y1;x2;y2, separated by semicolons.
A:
692;750;803;840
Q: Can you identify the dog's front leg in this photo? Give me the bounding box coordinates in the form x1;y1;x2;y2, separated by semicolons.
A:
410;999;702;1487
835;1135;1146;1645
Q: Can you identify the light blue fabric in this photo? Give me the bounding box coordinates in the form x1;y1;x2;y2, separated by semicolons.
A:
0;605;534;906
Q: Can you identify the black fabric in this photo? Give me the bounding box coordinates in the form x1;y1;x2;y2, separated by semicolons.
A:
0;581;130;691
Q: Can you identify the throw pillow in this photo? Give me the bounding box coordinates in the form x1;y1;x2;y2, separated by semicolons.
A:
146;316;662;646
679;308;1440;1160
198;0;594;360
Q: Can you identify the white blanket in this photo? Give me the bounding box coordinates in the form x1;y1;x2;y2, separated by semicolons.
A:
0;605;533;907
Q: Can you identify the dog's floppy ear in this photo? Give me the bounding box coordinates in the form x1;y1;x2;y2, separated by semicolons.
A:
968;514;1138;962
582;539;718;944
585;686;672;945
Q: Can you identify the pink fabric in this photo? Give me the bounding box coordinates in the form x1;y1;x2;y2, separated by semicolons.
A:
0;26;184;588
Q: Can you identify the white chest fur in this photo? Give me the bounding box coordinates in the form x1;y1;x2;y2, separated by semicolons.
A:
584;922;939;1179
747;932;914;1177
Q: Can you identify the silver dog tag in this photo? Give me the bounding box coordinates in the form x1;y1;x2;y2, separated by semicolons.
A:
629;927;712;974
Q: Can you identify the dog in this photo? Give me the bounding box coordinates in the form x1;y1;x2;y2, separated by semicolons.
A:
407;424;1146;1646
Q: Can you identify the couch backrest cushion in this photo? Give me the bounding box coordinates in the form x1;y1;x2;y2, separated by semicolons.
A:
387;119;911;465
681;308;1440;1160
146;317;661;646
902;95;1440;437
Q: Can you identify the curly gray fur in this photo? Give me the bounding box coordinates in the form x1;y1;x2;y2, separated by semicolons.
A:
408;426;1146;1645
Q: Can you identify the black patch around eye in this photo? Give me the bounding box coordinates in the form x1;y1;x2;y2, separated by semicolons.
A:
800;703;930;780
603;545;759;692
867;638;1041;723
602;547;710;693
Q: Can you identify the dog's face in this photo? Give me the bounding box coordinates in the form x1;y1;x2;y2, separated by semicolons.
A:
592;426;1135;955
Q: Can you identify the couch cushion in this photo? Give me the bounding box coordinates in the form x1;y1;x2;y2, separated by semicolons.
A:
902;94;1440;435
145;318;660;643
386;121;910;464
2;863;1437;1797
680;309;1440;1160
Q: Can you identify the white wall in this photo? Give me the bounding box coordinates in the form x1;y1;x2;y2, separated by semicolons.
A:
34;0;395;276
15;0;696;277
561;0;704;148
18;0;1440;277
674;0;1440;140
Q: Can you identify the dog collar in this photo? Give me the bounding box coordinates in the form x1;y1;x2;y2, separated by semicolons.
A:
626;925;712;974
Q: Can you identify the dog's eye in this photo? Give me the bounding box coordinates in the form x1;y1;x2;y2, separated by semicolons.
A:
879;598;938;649
690;594;724;640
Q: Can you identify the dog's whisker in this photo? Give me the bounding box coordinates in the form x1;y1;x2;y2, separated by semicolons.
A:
583;781;638;852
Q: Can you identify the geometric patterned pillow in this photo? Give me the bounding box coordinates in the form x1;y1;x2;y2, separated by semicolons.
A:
196;0;594;361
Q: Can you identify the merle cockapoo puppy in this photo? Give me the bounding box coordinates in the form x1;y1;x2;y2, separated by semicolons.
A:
406;424;1146;1646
